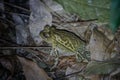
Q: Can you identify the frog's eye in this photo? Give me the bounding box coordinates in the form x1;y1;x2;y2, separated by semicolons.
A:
43;32;50;38
50;26;56;31
40;31;49;39
44;26;50;32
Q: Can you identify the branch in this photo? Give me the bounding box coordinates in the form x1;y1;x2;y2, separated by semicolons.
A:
4;2;30;13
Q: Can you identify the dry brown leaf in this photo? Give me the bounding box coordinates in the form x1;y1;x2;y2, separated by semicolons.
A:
88;75;101;80
97;24;114;40
0;55;26;80
114;29;120;53
86;25;113;61
57;55;76;69
84;24;116;80
65;62;87;80
17;56;52;80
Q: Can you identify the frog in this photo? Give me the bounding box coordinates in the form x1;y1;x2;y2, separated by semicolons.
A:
40;26;90;62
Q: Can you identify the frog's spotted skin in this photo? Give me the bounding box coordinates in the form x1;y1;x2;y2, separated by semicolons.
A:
40;26;90;62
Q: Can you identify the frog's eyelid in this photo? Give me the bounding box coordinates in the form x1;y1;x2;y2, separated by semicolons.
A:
44;26;50;29
41;32;50;38
49;26;56;31
44;26;50;32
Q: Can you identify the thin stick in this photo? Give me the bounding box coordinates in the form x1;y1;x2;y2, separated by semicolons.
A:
0;17;16;26
53;19;97;24
0;38;50;64
0;46;51;49
54;67;85;80
0;38;51;49
4;2;30;13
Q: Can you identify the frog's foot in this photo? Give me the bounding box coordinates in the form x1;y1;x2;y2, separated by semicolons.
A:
76;53;88;62
47;48;56;61
50;57;59;70
50;49;59;70
76;52;84;62
82;59;89;63
47;55;53;61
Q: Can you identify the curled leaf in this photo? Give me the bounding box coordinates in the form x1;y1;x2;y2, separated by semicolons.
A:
85;59;120;76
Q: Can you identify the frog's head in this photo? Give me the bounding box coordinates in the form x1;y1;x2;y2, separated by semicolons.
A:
44;26;50;32
40;26;57;42
43;26;57;32
39;30;51;42
49;26;56;31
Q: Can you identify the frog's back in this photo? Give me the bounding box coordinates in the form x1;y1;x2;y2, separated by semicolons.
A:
50;28;85;52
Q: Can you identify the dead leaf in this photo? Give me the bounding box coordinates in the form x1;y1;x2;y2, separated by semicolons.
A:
17;56;52;80
57;55;76;69
86;24;113;61
65;62;87;80
29;0;52;45
0;55;26;80
114;29;120;53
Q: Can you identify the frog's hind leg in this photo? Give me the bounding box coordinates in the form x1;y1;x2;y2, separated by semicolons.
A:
76;52;89;62
76;52;84;62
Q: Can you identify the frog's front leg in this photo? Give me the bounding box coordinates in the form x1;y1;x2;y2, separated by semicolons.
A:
50;48;55;56
50;48;59;70
48;42;57;59
50;43;59;70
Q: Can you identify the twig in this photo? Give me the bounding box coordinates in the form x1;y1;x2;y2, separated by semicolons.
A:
0;46;51;49
0;38;50;66
0;17;16;26
0;38;51;49
53;19;97;24
54;67;85;80
0;11;30;17
0;38;50;57
4;2;30;13
0;38;51;57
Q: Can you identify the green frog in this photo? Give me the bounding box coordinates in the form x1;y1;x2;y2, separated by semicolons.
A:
40;26;90;62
